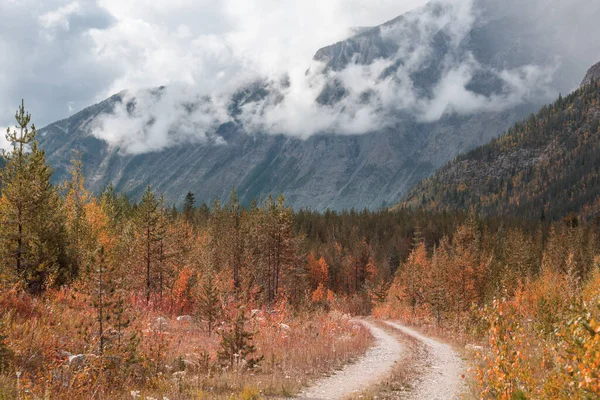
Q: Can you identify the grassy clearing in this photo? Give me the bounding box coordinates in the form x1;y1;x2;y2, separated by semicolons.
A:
0;289;373;399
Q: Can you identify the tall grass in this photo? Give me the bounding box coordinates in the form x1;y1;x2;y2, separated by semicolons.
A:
0;288;372;399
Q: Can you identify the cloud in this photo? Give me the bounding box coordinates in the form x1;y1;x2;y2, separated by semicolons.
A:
0;0;428;147
39;2;81;30
235;0;560;137
0;128;12;152
91;86;230;154
91;0;484;147
1;0;600;153
0;0;115;147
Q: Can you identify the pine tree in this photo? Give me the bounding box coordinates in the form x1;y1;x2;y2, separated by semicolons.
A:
156;195;169;302
353;239;372;293
261;194;296;303
135;186;161;304
0;101;67;293
64;152;91;280
227;189;243;294
429;238;451;327
448;216;483;328
209;197;225;275
91;246;114;355
401;241;429;318
100;184;126;231
112;291;131;348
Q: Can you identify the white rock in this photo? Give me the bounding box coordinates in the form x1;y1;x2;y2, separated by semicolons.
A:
465;344;484;352
280;323;291;331
68;354;97;369
68;354;85;367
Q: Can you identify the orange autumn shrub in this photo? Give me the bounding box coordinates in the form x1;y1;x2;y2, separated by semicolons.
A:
172;267;198;314
312;283;335;305
477;269;600;399
543;270;600;398
476;298;535;400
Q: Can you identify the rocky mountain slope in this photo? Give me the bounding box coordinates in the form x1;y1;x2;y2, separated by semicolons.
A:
37;0;593;210
402;62;600;220
582;61;600;86
41;97;523;210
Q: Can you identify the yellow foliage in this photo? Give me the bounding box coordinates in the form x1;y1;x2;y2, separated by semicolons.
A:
239;386;262;400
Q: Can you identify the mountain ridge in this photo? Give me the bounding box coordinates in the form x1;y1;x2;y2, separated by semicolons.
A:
36;1;591;209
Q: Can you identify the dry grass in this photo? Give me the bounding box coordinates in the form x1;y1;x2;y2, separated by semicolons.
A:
0;289;373;399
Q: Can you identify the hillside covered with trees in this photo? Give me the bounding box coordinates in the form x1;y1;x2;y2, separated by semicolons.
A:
403;80;600;221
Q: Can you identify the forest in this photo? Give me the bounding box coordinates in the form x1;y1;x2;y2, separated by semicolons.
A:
0;101;598;399
405;80;600;222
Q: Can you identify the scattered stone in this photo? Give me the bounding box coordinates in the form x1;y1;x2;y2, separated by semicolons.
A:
151;317;169;330
68;354;86;368
465;344;484;352
279;323;291;331
67;354;98;369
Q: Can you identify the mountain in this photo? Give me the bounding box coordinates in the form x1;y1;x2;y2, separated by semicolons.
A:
41;95;524;210
402;63;600;221
37;1;594;210
582;61;600;86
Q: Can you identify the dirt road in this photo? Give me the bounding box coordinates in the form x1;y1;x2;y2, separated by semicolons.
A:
297;320;466;400
385;321;466;400
298;320;402;400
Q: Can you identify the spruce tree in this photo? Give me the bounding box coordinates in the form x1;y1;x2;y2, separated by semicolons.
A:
217;307;263;370
183;191;195;224
198;272;221;336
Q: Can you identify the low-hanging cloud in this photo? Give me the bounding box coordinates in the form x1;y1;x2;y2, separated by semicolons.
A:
91;86;230;154
237;0;561;138
2;0;600;153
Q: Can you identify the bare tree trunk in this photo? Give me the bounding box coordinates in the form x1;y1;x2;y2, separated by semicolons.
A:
146;225;151;305
98;255;105;355
159;239;164;303
233;213;241;294
16;205;22;277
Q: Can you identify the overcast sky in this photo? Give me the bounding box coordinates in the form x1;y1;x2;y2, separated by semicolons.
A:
0;0;429;131
2;0;600;154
